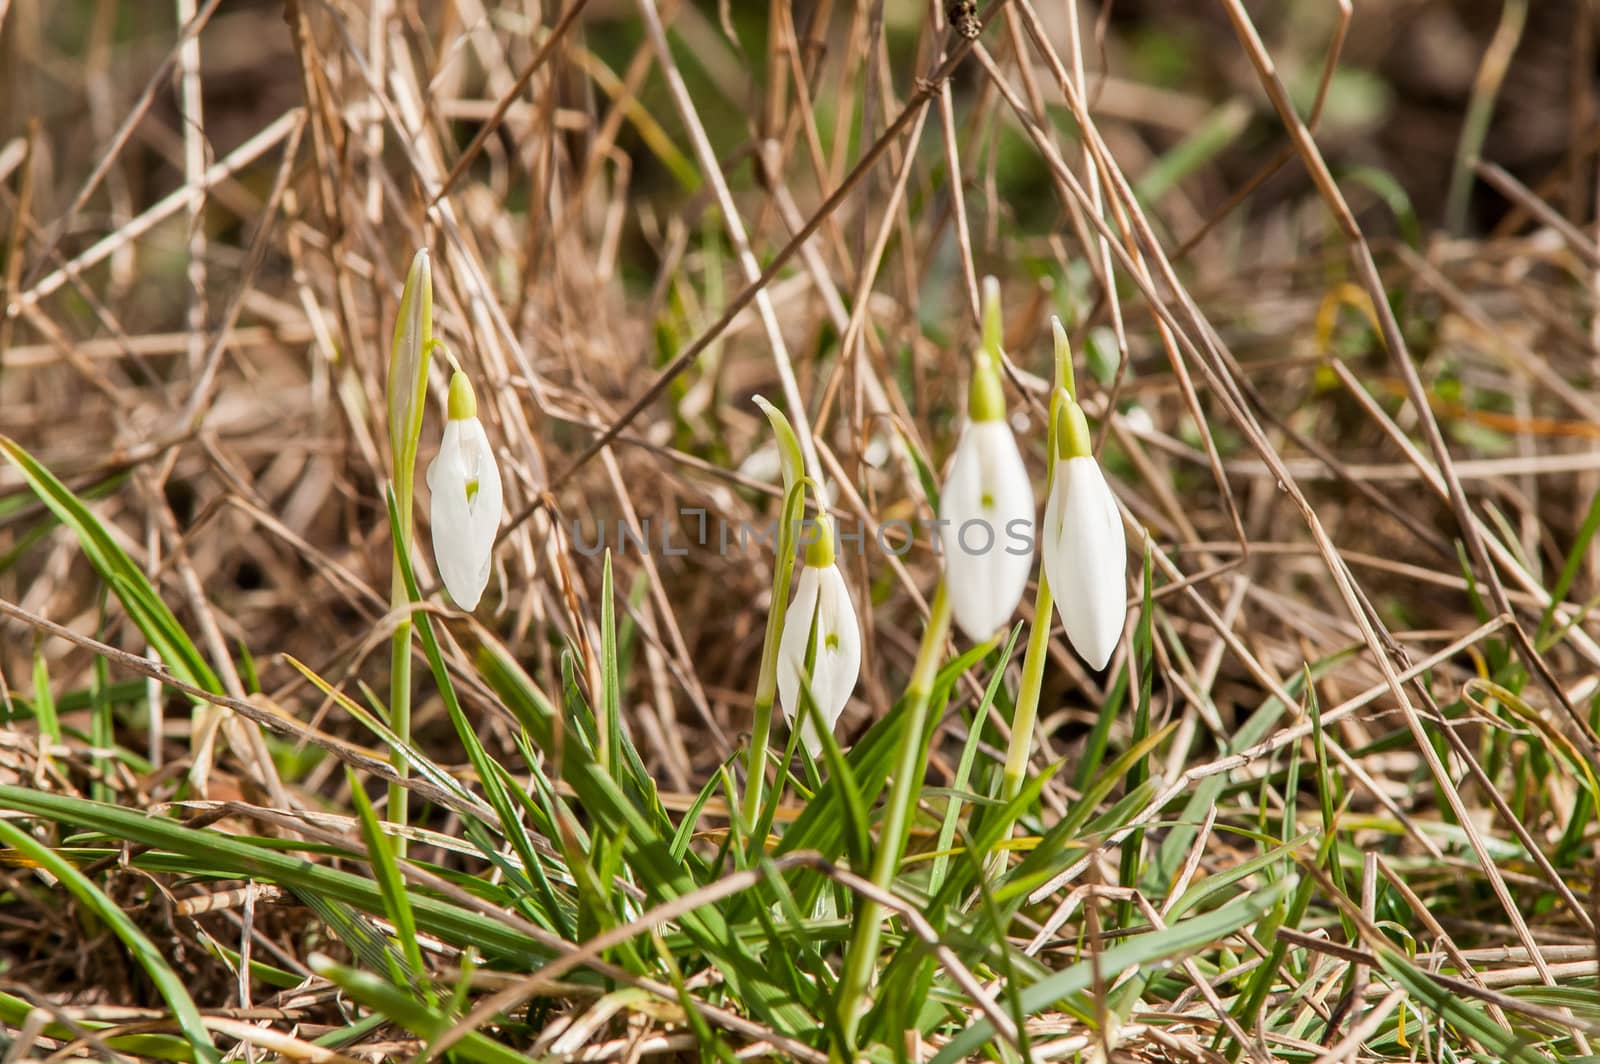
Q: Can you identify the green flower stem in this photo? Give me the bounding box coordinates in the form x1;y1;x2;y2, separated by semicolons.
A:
385;249;431;861
743;399;807;833
388;468;417;859
836;579;952;1048
743;552;791;830
743;701;775;830
739;521;806;832
388;568;412;860
389;478;417;861
741;502;804;830
1002;570;1052;803
1000;319;1075;845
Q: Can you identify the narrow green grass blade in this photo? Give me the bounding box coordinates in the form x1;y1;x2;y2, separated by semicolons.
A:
1117;548;1156;929
31;645;60;754
346;766;433;1002
0;785;552;963
1073;644;1133;792
1221;853;1319;1056
651;936;743;1064
930;625;1021;893
0;989;195;1061
0;437;220;695
774;638;995;877
488;757;577;937
600;551;623;777
671;757;729;861
296;889;417;982
287;655;489;820
310;1011;388;1050
384;487;546;886
1046;721;1178;848
90;599;115;802
1308;673;1358;948
1149;654;1352;896
311;957;536;1064
1374;946;1550;1064
478;640;808;1032
8;678;145;719
807;674;871;873
1342;165;1422;247
191;928;303;989
931;873;1297;1064
895;422;942;513
866;762;1065;1044
0;818;222;1064
0;469;129;569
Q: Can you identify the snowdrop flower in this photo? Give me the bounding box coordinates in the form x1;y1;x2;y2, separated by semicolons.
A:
938;343;1035;642
1041;393;1126;670
777;518;861;757
426;371;502;610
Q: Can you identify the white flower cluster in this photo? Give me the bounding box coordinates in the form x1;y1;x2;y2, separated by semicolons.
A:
774;280;1129;755
415;270;1127;759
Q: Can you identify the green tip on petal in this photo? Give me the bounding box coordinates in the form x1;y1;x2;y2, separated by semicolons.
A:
447;371;477;421
1052;316;1077;401
804;515;836;568
968;347;1007;422
980;275;1003;358
1053;391;1093;459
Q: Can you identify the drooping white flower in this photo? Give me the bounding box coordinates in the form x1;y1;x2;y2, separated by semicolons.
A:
1040;411;1126;671
939;420;1035;642
426;371;502;610
777;525;862;757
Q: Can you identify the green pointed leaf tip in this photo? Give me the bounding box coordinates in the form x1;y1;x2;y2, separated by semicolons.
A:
1051;315;1077;400
980;274;1003;357
388;247;433;473
753;395;805;494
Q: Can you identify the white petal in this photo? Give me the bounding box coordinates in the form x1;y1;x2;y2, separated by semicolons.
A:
937;422;1036;642
426;417;502;610
776;566;821;736
1042;456;1127;670
811;564;862;748
777;563;861;756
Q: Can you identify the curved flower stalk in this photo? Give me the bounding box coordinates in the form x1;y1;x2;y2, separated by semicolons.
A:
742;397;809;826
426;371;503;610
1041;380;1127;670
776;516;862;758
998;317;1123;815
939;278;1035;642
